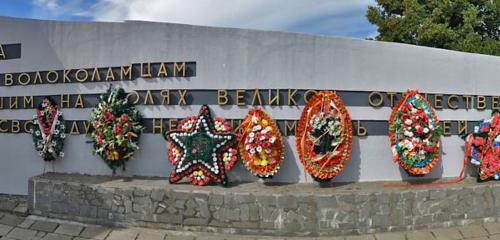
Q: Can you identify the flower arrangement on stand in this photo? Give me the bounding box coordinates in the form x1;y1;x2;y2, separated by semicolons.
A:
88;87;144;174
295;91;353;182
237;108;284;179
389;90;442;176
164;105;237;186
31;97;66;162
463;111;500;181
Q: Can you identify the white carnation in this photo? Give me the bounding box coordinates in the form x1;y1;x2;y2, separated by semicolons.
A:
404;131;414;137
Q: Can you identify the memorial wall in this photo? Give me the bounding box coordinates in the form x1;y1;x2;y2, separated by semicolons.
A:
0;16;499;194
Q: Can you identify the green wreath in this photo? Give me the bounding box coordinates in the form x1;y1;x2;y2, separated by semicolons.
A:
87;87;144;173
31;97;66;162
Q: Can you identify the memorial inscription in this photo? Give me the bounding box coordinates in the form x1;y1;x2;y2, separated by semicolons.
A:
0;43;21;60
0;57;497;137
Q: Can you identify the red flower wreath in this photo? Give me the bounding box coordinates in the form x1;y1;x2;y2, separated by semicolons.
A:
464;112;500;181
295;90;353;181
388;90;442;175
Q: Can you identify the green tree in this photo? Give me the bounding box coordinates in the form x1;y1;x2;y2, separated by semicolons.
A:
366;0;500;56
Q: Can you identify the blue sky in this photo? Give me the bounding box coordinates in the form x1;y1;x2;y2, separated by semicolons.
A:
0;0;378;39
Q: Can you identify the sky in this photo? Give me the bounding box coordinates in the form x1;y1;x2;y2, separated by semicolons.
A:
0;0;378;39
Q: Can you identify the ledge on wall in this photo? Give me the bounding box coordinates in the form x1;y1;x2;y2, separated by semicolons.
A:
28;173;500;237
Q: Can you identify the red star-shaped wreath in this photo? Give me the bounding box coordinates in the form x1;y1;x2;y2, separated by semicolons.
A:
164;105;237;186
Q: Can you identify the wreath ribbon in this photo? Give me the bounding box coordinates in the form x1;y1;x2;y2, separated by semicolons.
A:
37;110;60;140
296;91;352;181
37;110;61;160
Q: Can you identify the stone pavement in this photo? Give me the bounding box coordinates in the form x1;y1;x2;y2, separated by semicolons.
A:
0;194;500;239
0;195;27;216
0;212;498;240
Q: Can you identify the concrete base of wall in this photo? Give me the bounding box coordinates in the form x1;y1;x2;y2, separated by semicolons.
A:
28;173;500;237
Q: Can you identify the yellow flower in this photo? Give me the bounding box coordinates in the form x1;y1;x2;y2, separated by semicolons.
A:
255;156;269;166
192;170;203;177
108;151;119;161
262;119;269;126
260;159;269;166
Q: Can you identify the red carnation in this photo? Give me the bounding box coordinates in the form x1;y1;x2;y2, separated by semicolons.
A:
119;114;129;123
474;137;485;147
400;103;411;112
416;111;426;120
416;126;424;135
113;125;123;134
492;114;500;128
424;145;435;152
105;112;115;121
481;125;490;133
494;146;500;154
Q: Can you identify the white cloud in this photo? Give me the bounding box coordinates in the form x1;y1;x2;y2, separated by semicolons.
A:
33;0;59;11
92;0;372;28
31;0;91;18
32;0;377;38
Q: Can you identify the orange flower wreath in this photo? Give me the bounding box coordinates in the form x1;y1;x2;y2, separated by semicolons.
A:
237;109;285;178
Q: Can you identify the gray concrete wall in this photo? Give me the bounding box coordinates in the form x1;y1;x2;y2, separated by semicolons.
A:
0;16;499;194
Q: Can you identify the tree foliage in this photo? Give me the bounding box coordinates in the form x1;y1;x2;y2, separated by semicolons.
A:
367;0;500;56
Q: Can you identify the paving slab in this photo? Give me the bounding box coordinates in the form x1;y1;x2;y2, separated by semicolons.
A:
195;235;230;240
0;201;18;212
316;237;345;240
6;227;38;240
222;235;259;240
18;218;35;228
484;222;500;235
136;228;168;240
35;231;47;240
41;233;73;240
344;235;376;240
464;237;488;240
79;226;111;240
0;223;14;236
54;223;83;236
30;220;59;232
106;228;139;240
164;236;195;240
406;230;435;240
458;225;489;238
432;228;463;240
374;232;406;240
489;234;500;240
13;204;27;215
0;214;25;226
